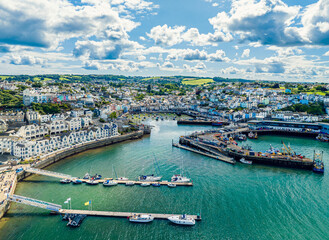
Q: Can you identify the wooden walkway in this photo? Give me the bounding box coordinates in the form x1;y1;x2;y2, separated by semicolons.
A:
60;209;201;220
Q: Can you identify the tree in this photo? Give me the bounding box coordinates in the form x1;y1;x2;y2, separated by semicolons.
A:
109;111;117;119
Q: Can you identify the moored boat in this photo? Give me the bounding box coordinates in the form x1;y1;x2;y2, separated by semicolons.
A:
129;214;154;223
103;180;118;186
138;174;162;181
72;179;82;184
240;158;252;165
313;151;324;174
168;214;195;226
116;177;129;181
171;174;191;183
140;183;150;187
167;183;176;188
60;179;71;184
83;173;90;179
86;179;99;185
126;181;134;186
152;183;161;187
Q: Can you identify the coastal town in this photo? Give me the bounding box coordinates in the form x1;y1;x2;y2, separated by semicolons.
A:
0;75;328;230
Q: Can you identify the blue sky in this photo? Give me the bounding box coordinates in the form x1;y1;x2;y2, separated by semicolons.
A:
0;0;328;82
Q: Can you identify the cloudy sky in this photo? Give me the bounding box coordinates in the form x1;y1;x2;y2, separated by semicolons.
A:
0;0;328;82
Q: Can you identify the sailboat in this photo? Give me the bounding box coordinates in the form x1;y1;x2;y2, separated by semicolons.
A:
138;154;162;181
103;165;118;186
114;166;128;181
171;158;191;183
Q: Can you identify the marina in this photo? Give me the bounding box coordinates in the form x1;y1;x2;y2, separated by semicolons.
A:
1;121;329;239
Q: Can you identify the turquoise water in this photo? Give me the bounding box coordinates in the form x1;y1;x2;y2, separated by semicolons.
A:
1;120;329;239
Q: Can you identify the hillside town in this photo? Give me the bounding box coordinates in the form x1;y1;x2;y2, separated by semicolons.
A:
0;75;329;165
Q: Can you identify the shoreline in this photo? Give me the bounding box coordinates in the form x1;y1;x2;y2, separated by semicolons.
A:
0;130;148;220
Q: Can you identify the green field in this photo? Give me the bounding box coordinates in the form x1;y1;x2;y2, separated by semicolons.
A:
142;77;161;81
182;78;214;85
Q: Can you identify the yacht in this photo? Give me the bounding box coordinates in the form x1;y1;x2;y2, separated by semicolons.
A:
138;174;162;182
140;183;150;187
103;180;118;187
168;214;195;226
129;214;154;223
171;174;191;183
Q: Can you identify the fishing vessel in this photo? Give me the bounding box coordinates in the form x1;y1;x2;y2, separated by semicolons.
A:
140;183;150;187
129;214;154;223
60;179;71;184
240;158;252;165
168;214;195;226
167;183;176;188
103;180;118;187
313;151;324;174
248;132;258;139
316;134;329;142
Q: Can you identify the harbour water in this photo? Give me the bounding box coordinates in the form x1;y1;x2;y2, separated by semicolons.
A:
1;120;329;239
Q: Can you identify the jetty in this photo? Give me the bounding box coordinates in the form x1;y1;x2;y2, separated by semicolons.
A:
60;209;201;220
7;194;201;221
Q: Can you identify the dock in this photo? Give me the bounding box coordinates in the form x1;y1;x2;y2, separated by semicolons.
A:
60;209;201;220
25;167;74;179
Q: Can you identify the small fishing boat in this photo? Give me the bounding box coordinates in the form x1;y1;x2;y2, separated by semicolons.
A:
168;214;195;226
240;158;252;165
126;181;134;186
86;179;99;185
72;179;82;184
167;183;176;188
60;179;71;184
140;183;150;187
103;180;118;187
248;132;258;139
152;183;161;187
129;214;154;223
83;173;90;179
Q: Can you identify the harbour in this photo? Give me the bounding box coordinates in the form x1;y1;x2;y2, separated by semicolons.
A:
1;120;329;239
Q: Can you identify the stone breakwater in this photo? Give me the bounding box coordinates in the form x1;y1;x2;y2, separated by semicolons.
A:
0;130;146;220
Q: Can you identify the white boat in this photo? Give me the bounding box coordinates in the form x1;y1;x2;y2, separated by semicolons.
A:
60;178;71;184
86;179;99;185
140;183;150;187
129;214;154;223
116;177;129;181
167;183;176;188
138;174;162;181
83;173;90;179
240;158;252;165
103;180;118;187
126;181;134;186
171;174;191;183
168;214;195;226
